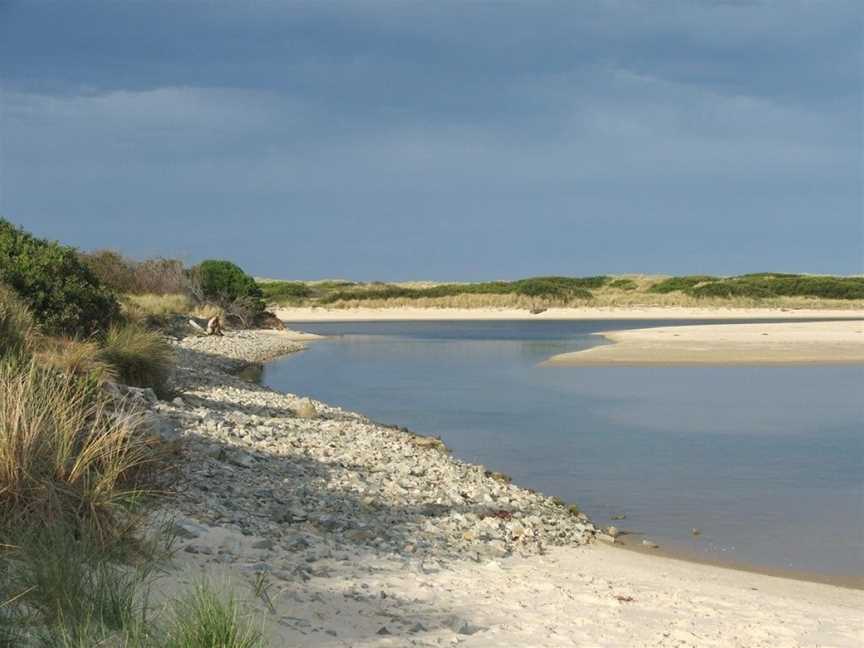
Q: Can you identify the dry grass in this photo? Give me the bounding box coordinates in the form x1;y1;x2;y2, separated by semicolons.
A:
99;324;174;393
123;294;195;320
0;358;159;538
0;285;35;358
35;337;117;383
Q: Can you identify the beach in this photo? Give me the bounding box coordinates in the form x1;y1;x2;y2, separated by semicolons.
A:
545;319;864;366
142;327;864;647
274;305;864;322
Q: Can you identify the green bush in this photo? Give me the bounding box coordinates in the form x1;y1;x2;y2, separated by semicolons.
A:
689;275;864;300
0;220;121;336
259;281;313;304
648;275;717;294
608;278;637;291
194;260;264;311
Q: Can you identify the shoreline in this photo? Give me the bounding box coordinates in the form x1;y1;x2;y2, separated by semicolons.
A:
544;319;864;366
274;305;864;321
147;329;863;645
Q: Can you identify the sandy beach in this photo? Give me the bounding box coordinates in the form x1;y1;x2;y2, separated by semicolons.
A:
138;329;864;647
545;319;864;366
274;305;864;322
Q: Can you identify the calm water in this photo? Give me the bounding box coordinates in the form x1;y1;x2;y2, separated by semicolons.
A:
263;320;864;577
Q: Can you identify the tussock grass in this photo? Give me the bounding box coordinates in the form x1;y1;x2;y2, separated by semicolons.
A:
99;324;174;394
0;285;35;358
0;359;158;538
163;582;265;648
34;337;116;383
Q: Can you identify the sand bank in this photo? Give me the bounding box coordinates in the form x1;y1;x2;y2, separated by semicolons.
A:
164;530;863;647
150;330;862;646
275;305;864;321
545;319;864;366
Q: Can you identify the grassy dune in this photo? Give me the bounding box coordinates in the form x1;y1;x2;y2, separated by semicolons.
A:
259;274;864;311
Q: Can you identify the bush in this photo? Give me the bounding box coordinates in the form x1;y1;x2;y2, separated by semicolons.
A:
648;275;717;294
99;323;174;393
82;250;192;296
0;220;121;336
689;275;864;300
0;358;158;535
608;278;637;291
193;260;264;316
258;281;313;304
0;284;35;359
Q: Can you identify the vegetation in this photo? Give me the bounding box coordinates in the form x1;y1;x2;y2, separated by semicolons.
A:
162;582;265;648
0;219;121;336
648;275;718;294
81;250;192;296
194;260;265;326
0;285;35;359
259;273;864;310
99;323;175;394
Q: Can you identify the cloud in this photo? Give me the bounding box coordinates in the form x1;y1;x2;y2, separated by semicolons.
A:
0;1;860;277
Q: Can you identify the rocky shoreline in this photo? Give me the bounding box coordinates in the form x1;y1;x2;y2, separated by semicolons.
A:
156;329;595;563
133;329;862;647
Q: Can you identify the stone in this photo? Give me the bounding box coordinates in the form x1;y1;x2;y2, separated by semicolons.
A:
642;539;659;549
606;526;620;538
295;399;318;419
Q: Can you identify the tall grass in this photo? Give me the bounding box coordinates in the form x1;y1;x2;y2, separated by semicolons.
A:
99;324;175;394
123;294;195;320
0;285;35;358
0;359;158;538
162;582;266;648
34;337;116;383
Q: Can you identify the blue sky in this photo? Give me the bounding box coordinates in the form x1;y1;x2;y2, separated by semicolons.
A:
1;1;861;280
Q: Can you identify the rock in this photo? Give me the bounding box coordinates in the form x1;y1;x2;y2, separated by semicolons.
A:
642;539;659;549
295;399;318;419
691;528;701;536
606;525;620;538
596;533;616;544
252;539;274;550
173;519;208;539
376;626;391;636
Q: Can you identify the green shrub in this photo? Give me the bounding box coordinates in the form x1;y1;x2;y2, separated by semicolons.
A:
193;259;264;325
648;275;717;294
99;323;174;393
0;284;35;359
258;281;313;304
0;220;121;336
608;278;637;291
317;276;602;304
689;275;864;300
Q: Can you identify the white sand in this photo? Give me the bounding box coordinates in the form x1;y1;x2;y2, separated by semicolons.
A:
275;305;864;321
546;319;864;365
164;526;864;647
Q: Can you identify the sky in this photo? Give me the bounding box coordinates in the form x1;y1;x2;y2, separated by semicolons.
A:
0;1;861;280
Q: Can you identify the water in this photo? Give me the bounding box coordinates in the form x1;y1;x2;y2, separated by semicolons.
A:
263;320;864;578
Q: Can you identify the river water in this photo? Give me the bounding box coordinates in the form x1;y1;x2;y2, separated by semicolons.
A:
263;320;863;578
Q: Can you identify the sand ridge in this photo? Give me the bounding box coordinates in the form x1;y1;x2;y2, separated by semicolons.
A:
544;319;864;366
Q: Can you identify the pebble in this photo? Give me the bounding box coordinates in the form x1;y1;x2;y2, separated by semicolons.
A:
147;331;596;569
